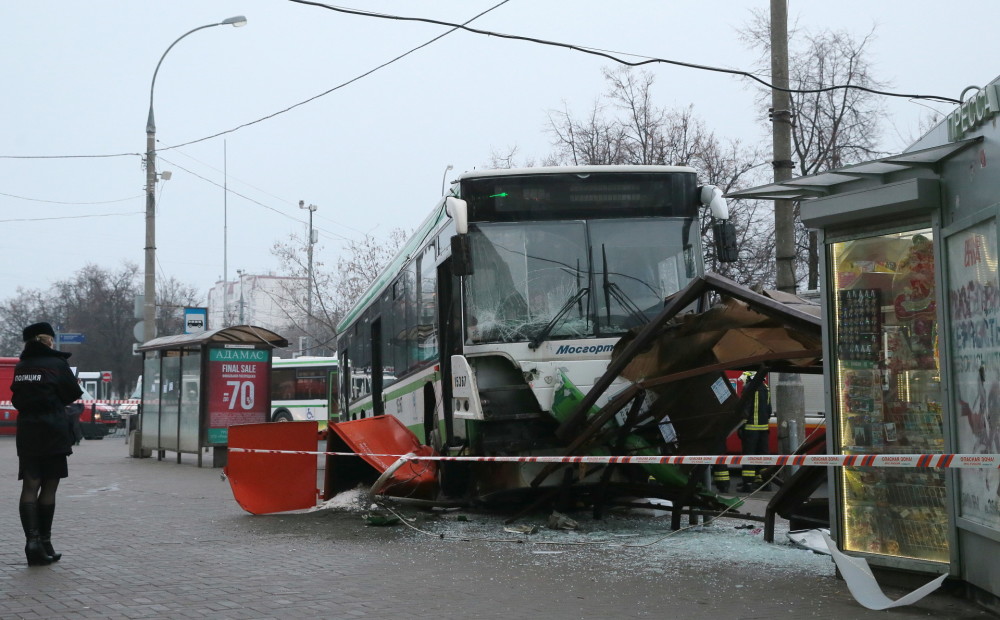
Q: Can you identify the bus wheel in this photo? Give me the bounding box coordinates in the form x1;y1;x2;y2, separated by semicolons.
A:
272;411;293;422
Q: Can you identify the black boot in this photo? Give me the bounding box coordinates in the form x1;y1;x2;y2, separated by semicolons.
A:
19;502;53;566
36;503;61;562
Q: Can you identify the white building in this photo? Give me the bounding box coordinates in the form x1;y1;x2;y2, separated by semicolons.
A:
206;274;307;333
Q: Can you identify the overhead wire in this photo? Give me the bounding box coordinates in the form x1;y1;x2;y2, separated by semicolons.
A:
164;146;373;240
0;190;143;206
0;211;143;224
0;2;960;163
161;0;514;152
284;0;961;105
88;1;513;250
0;151;140;160
156;154;355;242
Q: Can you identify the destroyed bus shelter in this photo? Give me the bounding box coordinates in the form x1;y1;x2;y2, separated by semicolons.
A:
520;272;823;528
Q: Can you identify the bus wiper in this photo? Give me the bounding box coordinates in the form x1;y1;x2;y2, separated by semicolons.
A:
601;244;648;326
528;288;589;350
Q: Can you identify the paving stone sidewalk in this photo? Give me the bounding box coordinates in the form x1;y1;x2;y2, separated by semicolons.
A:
0;436;993;619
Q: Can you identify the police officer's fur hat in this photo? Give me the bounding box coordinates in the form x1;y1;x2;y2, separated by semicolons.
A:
22;322;56;342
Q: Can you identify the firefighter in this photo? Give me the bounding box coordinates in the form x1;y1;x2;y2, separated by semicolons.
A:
738;371;771;492
711;436;730;493
712;464;731;493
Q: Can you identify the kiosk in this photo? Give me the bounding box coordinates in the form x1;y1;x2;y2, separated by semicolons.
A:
136;325;288;467
730;74;1000;612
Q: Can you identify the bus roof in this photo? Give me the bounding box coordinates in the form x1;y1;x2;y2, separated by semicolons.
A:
454;164;697;182
272;356;338;367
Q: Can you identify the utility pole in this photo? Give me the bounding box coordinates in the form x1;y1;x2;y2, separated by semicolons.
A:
299;200;318;354
770;0;795;293
770;0;805;457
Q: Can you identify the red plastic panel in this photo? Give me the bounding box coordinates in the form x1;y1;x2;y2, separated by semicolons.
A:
225;422;318;514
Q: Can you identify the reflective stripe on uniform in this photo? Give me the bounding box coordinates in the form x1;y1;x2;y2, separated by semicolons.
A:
745;386;769;430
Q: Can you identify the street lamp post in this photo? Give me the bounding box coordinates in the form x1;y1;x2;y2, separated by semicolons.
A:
299;200;318;354
441;164;453;195
143;15;247;343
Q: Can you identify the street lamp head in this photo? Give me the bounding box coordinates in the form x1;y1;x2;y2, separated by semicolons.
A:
221;15;248;27
441;164;454;196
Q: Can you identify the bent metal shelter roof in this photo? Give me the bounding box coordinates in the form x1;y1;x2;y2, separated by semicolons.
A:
137;325;288;352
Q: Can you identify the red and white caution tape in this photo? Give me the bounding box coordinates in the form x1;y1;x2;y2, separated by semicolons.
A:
226;448;1000;469
0;399;139;407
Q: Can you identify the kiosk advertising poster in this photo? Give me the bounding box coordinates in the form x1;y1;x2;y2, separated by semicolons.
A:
947;218;1000;530
205;346;271;444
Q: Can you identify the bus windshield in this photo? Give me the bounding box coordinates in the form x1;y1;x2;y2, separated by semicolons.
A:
464;216;698;344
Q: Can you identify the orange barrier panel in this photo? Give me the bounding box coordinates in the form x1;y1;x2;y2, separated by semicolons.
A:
225;422;319;515
329;415;438;499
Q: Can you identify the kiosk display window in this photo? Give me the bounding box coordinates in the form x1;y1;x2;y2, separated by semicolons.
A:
831;228;949;563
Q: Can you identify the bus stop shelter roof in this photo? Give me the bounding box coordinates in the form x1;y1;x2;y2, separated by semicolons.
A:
724;137;982;202
137;325;288;352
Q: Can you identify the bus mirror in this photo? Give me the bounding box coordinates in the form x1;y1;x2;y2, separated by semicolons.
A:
699;185;729;220
451;234;474;276
713;220;739;263
445;197;469;235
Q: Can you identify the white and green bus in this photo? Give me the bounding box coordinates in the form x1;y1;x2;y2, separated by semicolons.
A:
269;356;339;428
335;165;735;491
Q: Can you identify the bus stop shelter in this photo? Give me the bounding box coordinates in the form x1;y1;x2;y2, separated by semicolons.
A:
135;325;288;467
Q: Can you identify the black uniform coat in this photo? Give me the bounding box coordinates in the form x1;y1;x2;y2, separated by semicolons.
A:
11;340;83;458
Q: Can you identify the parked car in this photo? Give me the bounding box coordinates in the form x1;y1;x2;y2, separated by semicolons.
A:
0;358;120;440
76;387;120;440
0;356;16;436
116;377;141;429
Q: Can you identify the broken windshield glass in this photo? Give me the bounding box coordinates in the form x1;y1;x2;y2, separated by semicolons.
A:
465;222;589;344
528;288;590;349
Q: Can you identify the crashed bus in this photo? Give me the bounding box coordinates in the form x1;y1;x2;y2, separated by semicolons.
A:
322;166;764;504
226;165;827;524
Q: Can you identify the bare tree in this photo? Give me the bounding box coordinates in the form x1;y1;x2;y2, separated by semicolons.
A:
271;233;338;355
156;276;203;336
270;227;408;355
740;13;887;289
547;97;627;165
333;228;408;313
0;263;203;397
50;264;141;398
0;288;58;356
545;67;774;287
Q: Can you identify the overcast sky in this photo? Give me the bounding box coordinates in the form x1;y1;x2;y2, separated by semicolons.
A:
1;1;996;309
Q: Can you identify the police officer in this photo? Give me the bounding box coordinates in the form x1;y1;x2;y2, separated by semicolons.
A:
11;322;83;566
739;370;771;492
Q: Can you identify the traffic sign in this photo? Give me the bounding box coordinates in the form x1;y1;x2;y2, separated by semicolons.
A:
57;333;85;345
101;371;112;383
184;307;208;335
